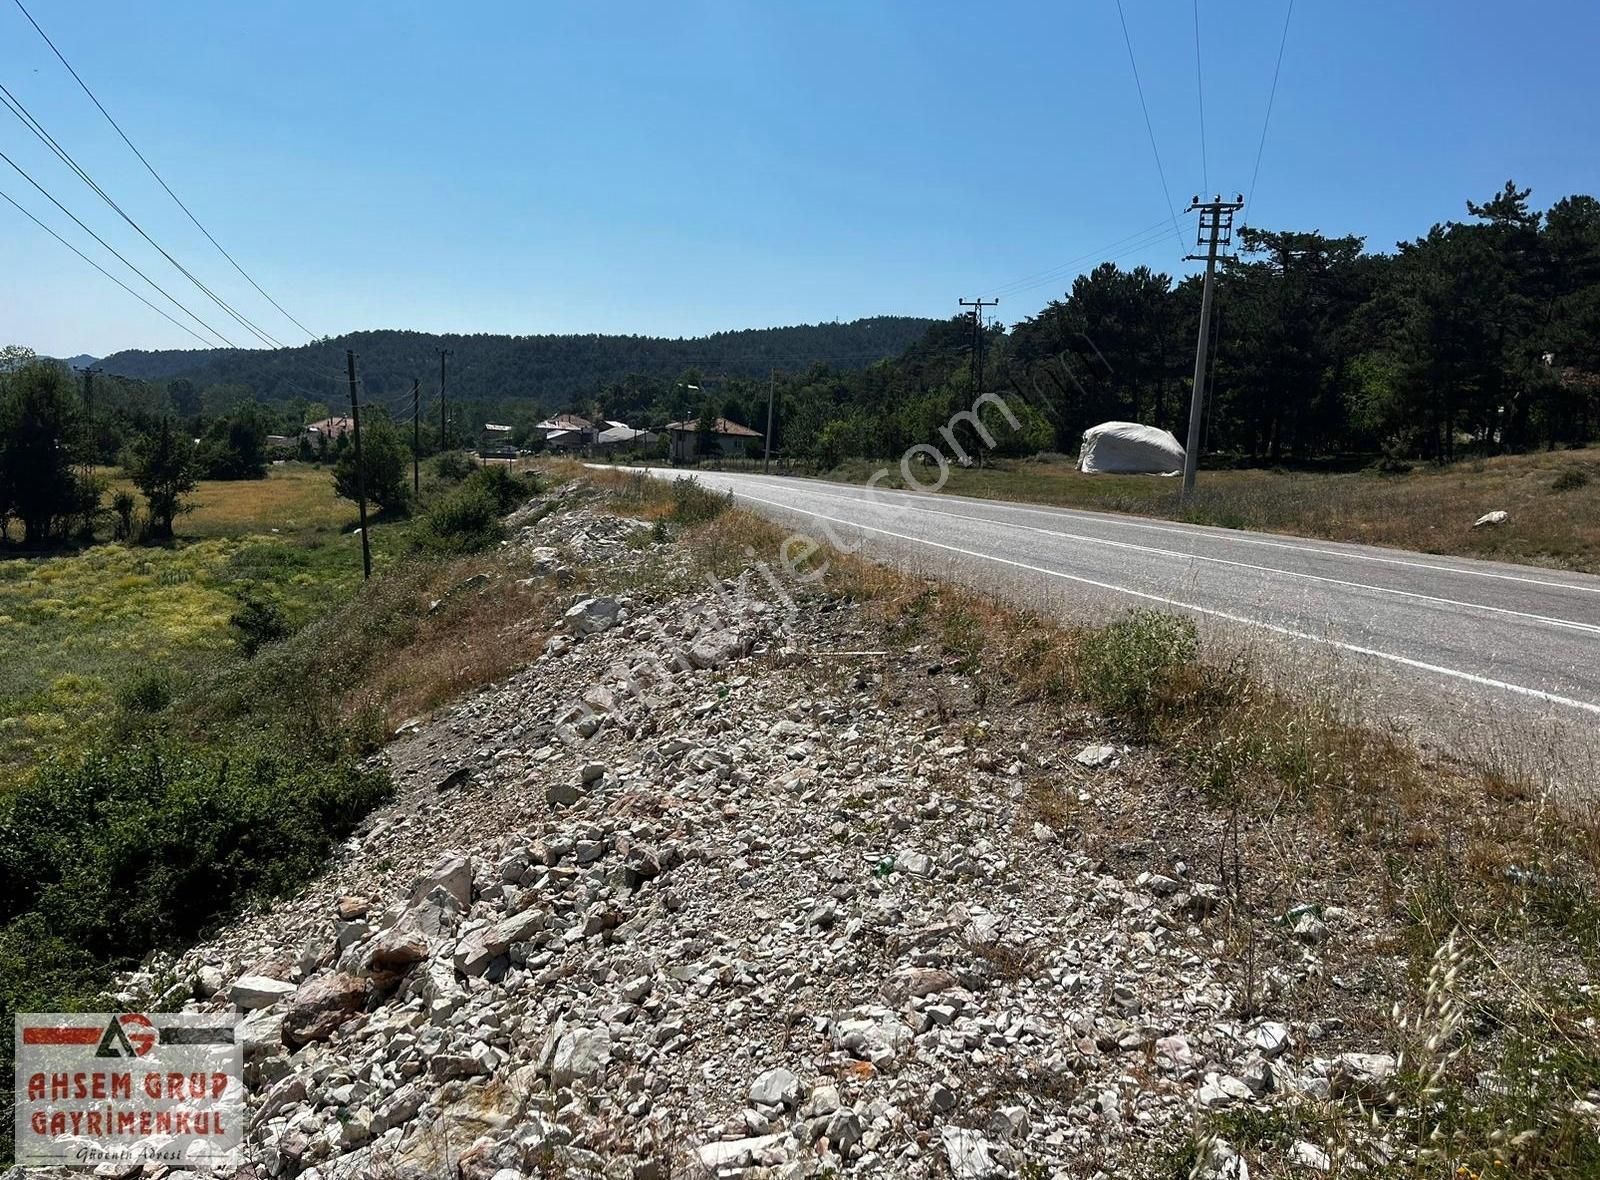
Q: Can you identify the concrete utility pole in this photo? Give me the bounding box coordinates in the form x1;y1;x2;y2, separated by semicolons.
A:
411;378;421;496
1181;194;1243;496
347;349;371;580
437;347;453;450
762;369;775;474
959;297;998;394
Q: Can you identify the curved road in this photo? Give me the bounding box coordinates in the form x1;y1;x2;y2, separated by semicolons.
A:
636;467;1600;784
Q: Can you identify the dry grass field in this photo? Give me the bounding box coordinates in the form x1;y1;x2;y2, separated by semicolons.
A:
99;460;360;538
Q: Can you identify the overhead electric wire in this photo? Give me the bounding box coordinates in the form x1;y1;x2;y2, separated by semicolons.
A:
0;81;284;348
987;215;1182;298
1244;0;1295;225
988;218;1192;301
0;146;235;346
1113;0;1182;245
9;0;315;341
0;185;215;346
1193;0;1208;194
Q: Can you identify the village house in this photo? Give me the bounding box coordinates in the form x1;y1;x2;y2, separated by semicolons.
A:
533;413;595;450
665;416;763;463
594;420;658;454
303;416;354;447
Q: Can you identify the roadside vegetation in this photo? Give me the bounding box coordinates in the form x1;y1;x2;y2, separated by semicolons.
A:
821;444;1600;574
0;429;554;1161
584;463;1600;1178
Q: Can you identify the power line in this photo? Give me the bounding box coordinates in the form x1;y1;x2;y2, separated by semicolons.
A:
0;185;215;346
1113;0;1182;243
1101;225;1191;270
1193;0;1208;194
0;81;284;348
9;0;316;341
988;217;1193;300
0;146;235;346
1244;0;1295;226
989;215;1175;296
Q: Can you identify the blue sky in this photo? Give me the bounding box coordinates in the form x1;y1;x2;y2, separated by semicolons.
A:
3;1;1598;357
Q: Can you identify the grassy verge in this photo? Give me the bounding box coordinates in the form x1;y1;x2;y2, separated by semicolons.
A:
584;463;1600;1177
817;446;1600;574
0;461;563;1165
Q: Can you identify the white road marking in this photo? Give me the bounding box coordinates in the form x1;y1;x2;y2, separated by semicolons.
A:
729;489;1600;720
723;470;1600;597
727;479;1600;637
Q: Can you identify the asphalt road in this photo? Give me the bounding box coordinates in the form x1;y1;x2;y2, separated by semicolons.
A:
635;467;1600;782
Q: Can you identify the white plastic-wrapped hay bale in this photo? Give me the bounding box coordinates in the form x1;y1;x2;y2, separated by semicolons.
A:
1078;421;1185;475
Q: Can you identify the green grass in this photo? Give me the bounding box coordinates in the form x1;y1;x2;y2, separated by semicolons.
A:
0;464;411;785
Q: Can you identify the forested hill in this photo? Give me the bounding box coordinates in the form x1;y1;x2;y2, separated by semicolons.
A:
97;318;936;403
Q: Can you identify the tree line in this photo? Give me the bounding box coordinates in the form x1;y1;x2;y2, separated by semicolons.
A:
0;347;410;546
742;181;1598;469
94;318;937;403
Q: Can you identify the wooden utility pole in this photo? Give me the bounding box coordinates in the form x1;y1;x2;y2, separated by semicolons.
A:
762;369;775;474
1181;194;1243;496
347;349;371;580
411;377;421;495
77;365;101;477
437;347;453;450
959;297;998;394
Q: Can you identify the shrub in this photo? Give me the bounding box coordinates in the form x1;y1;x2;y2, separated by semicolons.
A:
432;450;475;483
670;476;732;525
230;596;291;657
111;490;136;540
0;740;388;949
1552;467;1591;493
464;464;538;512
414;484;505;554
115;666;177;714
0;737;389;1160
1074;609;1199;731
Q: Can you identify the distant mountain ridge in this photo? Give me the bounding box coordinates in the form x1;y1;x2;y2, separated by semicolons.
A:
97;319;937;404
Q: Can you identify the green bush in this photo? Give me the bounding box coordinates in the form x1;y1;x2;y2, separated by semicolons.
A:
0;738;389;1163
431;450;475;483
230;596;291;657
464;464;538;512
0;741;388;952
409;466;538;555
1552;466;1591;492
115;665;177;714
414;484;505;554
1074;610;1199;731
670;475;732;524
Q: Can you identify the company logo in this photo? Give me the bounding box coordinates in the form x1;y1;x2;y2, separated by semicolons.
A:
15;1013;243;1167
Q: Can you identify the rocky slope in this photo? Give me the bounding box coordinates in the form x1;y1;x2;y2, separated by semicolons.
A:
83;491;1408;1180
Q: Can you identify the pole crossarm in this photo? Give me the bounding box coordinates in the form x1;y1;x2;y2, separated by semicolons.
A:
1180;195;1243;496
